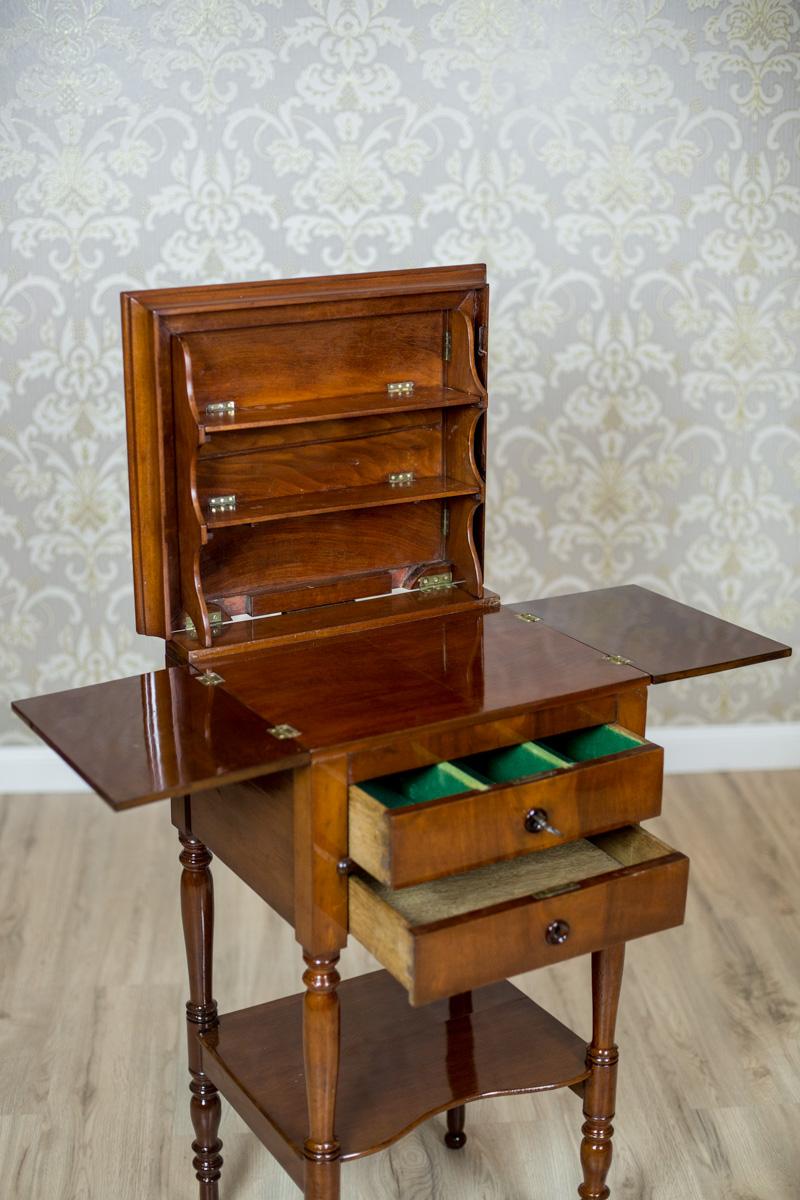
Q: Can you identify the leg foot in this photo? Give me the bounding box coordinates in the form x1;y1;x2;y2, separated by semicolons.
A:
179;831;223;1199
578;945;625;1200
445;1104;467;1149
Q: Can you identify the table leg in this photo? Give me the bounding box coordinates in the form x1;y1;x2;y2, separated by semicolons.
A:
303;952;341;1200
578;944;625;1200
179;832;223;1199
445;992;472;1149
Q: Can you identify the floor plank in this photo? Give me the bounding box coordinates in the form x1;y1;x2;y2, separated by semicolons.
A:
1;772;798;1198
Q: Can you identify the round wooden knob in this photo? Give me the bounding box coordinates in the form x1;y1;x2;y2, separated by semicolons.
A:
545;920;570;945
524;807;550;833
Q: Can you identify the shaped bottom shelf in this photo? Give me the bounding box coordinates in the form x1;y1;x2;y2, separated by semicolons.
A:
198;968;589;1187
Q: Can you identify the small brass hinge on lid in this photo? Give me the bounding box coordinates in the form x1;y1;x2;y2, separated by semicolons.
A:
602;653;634;666
443;329;452;362
386;380;415;395
517;611;542;623
419;570;455;593
208;494;237;513
205;401;236;417
268;724;302;740
196;670;224;686
181;609;224;638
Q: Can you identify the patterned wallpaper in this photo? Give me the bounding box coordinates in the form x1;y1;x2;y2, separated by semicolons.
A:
1;0;798;742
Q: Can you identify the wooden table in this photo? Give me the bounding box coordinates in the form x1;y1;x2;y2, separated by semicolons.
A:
12;267;791;1199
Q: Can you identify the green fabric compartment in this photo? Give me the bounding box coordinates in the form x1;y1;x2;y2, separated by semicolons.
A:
361;761;488;810
454;741;569;785
538;724;643;763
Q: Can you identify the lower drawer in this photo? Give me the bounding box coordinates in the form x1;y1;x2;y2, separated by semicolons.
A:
349;826;688;1006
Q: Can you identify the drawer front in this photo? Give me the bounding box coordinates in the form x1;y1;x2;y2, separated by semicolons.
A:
349;724;663;888
349;827;688;1006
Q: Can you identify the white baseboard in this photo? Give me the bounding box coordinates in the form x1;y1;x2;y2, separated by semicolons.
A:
648;723;800;775
1;724;798;793
1;746;90;792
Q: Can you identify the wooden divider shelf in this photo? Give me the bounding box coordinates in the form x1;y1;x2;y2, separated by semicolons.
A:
201;386;482;433
197;969;591;1188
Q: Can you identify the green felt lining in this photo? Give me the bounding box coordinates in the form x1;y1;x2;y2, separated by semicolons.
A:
454;741;569;785
538;724;643;763
361;761;488;810
360;725;642;811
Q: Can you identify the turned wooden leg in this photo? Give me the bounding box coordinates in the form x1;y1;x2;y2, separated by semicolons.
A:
303;953;341;1200
578;944;625;1200
445;992;471;1149
179;832;223;1200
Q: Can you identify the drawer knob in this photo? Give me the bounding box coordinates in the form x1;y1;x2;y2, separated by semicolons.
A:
546;920;571;946
524;807;562;836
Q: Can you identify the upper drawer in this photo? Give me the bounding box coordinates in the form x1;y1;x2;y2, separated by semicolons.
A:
349;825;688;1006
348;723;663;888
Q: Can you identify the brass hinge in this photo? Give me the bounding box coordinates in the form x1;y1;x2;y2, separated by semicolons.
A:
208;494;236;513
205;401;236;417
181;609;224;638
442;506;449;538
388;470;415;486
517;611;542;623
476;325;488;356
387;380;415;395
268;723;302;740
443;329;452;362
196;670;224;686
602;653;634;666
419;570;455;592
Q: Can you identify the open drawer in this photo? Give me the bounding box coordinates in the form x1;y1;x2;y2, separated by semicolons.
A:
349;826;688;1006
348;724;663;887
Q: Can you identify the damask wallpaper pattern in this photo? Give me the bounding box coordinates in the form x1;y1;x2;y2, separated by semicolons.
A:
0;0;797;741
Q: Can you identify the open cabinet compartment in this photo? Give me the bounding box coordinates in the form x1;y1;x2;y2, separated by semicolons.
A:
123;266;492;656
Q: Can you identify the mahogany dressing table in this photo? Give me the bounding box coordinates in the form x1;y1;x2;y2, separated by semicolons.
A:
13;265;791;1199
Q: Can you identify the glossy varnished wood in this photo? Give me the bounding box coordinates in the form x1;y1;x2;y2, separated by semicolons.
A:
121;264;490;640
189;776;296;926
174;817;224;1199
579;945;625;1200
511;586;791;683
211;608;650;754
198;971;590;1167
11;667;308;809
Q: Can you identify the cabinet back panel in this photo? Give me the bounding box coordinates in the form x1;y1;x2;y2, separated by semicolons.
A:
197;415;443;504
201;502;443;599
184;311;444;407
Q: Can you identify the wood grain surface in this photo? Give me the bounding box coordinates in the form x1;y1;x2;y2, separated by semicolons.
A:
1;772;797;1199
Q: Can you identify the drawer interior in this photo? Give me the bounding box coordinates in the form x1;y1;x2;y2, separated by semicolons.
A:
362;761;488;810
537;725;642;763
348;824;686;1004
364;837;622;926
357;724;645;809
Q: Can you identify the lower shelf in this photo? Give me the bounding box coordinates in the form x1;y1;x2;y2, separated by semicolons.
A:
198;969;589;1186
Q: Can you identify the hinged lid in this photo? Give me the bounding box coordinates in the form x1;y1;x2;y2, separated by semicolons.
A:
122;265;491;653
12;667;308;810
509;587;791;683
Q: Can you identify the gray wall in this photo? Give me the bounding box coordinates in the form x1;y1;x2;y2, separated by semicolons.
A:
1;0;797;739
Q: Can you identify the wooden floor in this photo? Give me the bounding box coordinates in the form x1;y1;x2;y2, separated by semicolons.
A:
1;772;798;1199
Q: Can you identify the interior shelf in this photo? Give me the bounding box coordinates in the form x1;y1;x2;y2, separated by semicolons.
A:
201;386;483;432
203;476;479;529
172;586;498;662
197;969;589;1185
